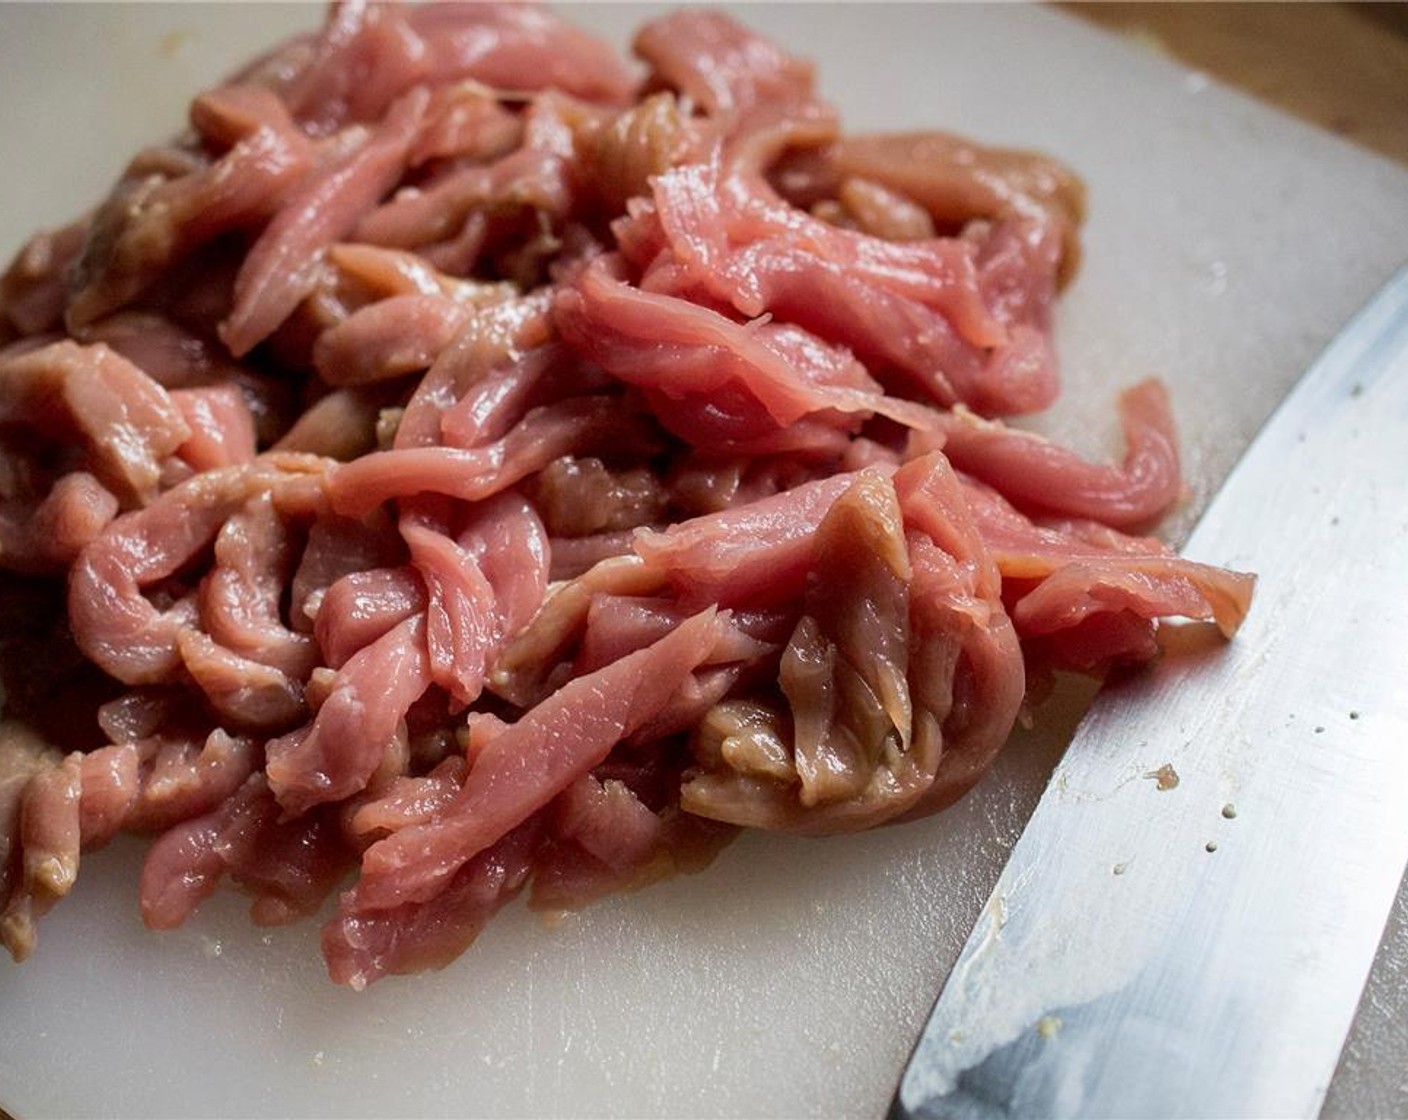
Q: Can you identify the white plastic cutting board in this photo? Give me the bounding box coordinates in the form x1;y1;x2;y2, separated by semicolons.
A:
1;5;1406;1117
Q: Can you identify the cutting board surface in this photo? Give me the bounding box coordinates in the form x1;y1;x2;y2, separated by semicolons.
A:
1;5;1407;1117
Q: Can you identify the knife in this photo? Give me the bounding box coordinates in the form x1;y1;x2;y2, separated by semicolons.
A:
890;261;1408;1120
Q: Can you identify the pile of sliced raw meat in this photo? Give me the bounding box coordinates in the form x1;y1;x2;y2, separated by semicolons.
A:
0;3;1252;988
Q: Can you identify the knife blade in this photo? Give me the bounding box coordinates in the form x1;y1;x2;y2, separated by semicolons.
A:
891;260;1408;1120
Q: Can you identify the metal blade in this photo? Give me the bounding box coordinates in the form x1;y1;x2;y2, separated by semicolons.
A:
892;261;1408;1120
